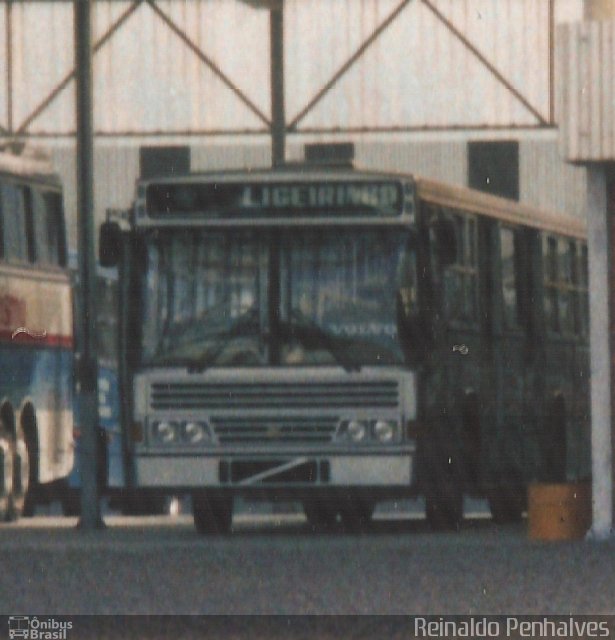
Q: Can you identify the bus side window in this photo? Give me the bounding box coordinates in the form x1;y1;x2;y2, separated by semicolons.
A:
500;226;524;330
442;211;478;324
42;191;67;267
96;276;119;363
542;235;586;337
24;188;37;263
558;238;576;334
579;244;589;336
0;183;28;262
30;188;51;265
542;235;559;333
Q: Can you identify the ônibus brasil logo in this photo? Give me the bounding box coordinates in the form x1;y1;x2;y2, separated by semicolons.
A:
8;617;72;640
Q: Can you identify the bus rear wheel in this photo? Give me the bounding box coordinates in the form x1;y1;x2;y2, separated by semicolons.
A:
193;494;233;535
6;425;30;521
0;423;12;521
339;500;375;530
487;486;525;524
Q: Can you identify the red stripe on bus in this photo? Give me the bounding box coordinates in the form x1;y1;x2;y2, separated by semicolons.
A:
0;329;73;348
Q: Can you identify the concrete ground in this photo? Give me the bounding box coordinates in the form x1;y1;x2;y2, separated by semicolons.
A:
1;501;612;638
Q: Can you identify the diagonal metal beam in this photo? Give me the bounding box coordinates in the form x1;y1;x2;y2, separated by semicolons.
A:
146;0;271;127
288;0;414;131
16;0;143;134
6;0;13;133
420;0;548;126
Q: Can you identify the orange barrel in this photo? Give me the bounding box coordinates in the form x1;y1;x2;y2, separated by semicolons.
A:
528;482;592;541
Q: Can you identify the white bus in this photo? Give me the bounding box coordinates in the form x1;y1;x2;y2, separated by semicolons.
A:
0;146;74;520
99;154;588;534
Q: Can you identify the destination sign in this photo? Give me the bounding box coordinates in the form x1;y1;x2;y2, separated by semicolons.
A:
145;181;404;218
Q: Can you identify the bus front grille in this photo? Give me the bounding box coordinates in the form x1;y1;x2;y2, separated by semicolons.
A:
149;380;400;411
211;416;338;445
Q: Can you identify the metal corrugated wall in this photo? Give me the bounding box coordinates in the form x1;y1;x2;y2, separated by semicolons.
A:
191;142;271;171
557;19;615;161
520;137;587;215
285;0;552;131
0;0;565;137
0;0;583;247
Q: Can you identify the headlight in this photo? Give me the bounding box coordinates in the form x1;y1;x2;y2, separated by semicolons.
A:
347;420;367;443
182;421;209;444
152;420;178;444
337;418;401;444
374;420;397;443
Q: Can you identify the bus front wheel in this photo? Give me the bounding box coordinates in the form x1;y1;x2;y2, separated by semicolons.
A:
302;499;338;531
425;491;463;532
193;494;233;535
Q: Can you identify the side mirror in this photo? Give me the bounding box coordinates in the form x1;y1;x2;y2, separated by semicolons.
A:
434;218;457;267
99;221;122;267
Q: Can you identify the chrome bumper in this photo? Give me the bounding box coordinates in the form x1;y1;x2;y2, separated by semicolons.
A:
135;453;413;488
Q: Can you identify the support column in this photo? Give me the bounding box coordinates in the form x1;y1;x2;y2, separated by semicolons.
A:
270;3;285;168
557;2;615;540
74;0;104;530
587;166;612;539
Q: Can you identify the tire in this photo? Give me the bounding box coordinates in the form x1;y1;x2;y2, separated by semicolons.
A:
0;422;12;521
122;494;180;516
142;495;181;516
22;427;39;518
6;425;30;521
425;491;463;532
60;481;81;517
303;499;338;531
193;494;233;535
338;500;375;530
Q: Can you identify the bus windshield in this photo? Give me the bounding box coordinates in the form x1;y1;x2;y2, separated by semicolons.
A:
140;227;415;369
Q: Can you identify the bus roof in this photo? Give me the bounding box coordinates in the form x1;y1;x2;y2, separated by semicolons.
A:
415;176;586;240
139;166;586;240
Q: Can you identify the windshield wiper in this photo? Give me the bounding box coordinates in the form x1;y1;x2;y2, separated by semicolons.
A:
152;300;236;360
187;306;260;373
280;308;361;373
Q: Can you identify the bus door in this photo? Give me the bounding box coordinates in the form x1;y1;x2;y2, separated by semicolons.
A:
429;208;486;489
492;224;534;487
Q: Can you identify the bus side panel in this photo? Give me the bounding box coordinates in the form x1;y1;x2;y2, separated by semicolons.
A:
0;267;74;486
100;363;124;488
0;344;74;483
68;364;124;491
542;339;576;481
490;331;530;486
537;234;590;482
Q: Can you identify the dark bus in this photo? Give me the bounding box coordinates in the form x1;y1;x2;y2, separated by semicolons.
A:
63;269;123;516
98;163;588;533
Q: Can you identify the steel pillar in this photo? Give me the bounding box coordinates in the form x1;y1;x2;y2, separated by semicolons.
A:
270;3;285;167
74;0;104;531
